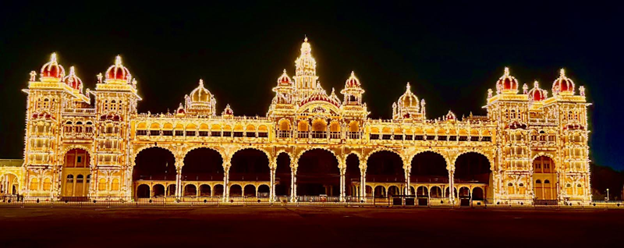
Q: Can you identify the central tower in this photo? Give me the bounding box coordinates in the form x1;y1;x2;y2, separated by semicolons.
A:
293;37;319;102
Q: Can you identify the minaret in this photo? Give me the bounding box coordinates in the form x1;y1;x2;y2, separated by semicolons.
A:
293;37;319;102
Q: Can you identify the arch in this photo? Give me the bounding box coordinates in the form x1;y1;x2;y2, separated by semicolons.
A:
199;184;211;196
230;184;242;197
345;153;361;197
183;147;224;181
258;185;270;198
374;185;386;198
163;123;174;130
410;151;448;183
211;184;223;196
430;186;443;198
458;187;471;198
137;184;150;198
311;118;327;132
472;187;485;200
133;147;176;181
367;150;404;183
167;184;176;196
184;184;197;196
454;152;492;184
29;177;39;191
388;185;400;197
149;122;161;130
348;121;359;132
297;120;309;132
245;124;256;132
230;148;270;181
153;184;165;197
278;119;291;131
244;185;256;197
329;121;340;132
533;156;557;201
275;152;291;196
416;186;428;197
297;148;340;196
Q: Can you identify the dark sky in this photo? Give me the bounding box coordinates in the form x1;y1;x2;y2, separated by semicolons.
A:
0;1;622;170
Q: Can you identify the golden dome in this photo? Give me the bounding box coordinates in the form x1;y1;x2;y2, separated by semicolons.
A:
189;79;213;103
398;83;419;109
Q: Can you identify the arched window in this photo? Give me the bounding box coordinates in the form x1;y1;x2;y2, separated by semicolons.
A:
66;174;74;183
111;100;116;111
544;180;550;184
536;179;542;184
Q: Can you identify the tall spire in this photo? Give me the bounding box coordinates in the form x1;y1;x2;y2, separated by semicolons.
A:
293;36;319;101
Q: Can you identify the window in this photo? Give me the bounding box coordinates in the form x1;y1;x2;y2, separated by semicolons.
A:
536;179;542;184
77;156;82;163
544;180;550;184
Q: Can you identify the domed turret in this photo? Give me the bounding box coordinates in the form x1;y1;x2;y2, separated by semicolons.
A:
398;83;420;111
528;81;548;102
62;66;83;92
222;104;234;117
40;53;65;81
277;69;292;86
552;68;575;95
105;56;131;83
185;79;216;116
345;71;361;88
496;67;519;94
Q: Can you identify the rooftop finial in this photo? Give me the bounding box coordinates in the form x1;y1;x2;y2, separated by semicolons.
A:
199;79;204;87
560;68;566;77
115;55;122;66
69;66;76;76
304;35;308;42
50;53;57;63
534;80;539;88
406;82;411;90
504;67;510;76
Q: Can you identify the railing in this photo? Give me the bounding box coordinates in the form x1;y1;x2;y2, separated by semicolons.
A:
311;131;326;139
277;131;291;138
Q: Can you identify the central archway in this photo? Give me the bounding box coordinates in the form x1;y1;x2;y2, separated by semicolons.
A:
229;148;270;199
133;147;175;200
296;149;340;198
182;148;224;181
455;152;492;204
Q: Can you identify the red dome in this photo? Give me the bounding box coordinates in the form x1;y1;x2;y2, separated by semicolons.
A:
62;66;83;91
552;69;575;95
345;71;361;88
105;56;131;81
277;70;292;86
528;81;547;102
496;67;518;93
40;53;65;79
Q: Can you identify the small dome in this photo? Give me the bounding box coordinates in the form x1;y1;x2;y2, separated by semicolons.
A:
277;69;292;86
189;79;213;103
552;69;575;95
176;103;185;115
446;110;456;121
105;56;131;82
398;83;419;109
345;71;361;88
62;66;83;92
528;81;548;102
222;104;234;116
496;67;519;93
40;53;65;79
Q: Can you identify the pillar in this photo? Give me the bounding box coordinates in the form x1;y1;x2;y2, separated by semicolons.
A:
448;169;455;204
340;167;346;202
360;160;367;202
269;167;276;203
405;166;411;195
175;167;182;200
223;162;230;203
290;166;297;202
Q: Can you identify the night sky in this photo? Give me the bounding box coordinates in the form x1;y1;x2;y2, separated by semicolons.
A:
0;2;622;170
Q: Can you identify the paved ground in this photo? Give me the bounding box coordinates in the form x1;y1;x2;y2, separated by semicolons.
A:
0;206;621;248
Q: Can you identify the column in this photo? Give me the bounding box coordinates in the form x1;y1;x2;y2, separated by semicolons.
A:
175;167;182;200
360;161;367;202
269;167;276;203
223;163;230;203
448;169;455;205
290;162;297;202
405;166;411;195
340;167;346;202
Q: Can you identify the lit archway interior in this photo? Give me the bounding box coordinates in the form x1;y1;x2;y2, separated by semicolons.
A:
297;149;339;197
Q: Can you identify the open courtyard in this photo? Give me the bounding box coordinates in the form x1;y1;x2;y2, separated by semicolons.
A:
0;205;622;247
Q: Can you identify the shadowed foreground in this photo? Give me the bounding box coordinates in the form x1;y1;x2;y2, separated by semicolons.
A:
0;206;621;248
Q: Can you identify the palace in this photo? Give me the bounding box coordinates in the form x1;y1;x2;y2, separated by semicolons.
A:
0;38;592;206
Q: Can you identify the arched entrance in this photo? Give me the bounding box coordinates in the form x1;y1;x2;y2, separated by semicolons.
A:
258;185;270;198
345;153;361;200
455;152;492;204
229;149;269;199
410;151;447;204
296;149;340;199
533;156;557;203
183;148;223;182
137;184;150;198
62;148;91;200
275;153;291;199
134;147;176;200
199;184;211;196
153;184;165;198
1;174;19;195
367;151;404;199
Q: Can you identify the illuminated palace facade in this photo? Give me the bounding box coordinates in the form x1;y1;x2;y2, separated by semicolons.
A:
3;38;592;205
